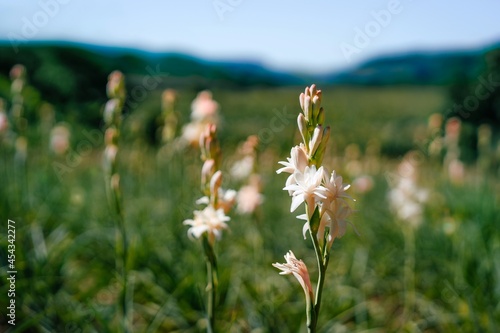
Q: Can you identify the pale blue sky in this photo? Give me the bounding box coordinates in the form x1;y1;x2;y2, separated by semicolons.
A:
1;0;500;72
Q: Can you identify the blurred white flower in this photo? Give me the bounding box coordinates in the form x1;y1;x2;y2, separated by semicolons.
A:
237;183;263;214
103;144;119;172
50;124;71;155
388;172;428;228
230;156;254;181
272;251;313;300
183;206;230;244
181;122;205;146
191;90;219;122
218;188;237;214
352;175;374;194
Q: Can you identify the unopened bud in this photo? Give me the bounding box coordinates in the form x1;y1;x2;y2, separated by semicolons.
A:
201;159;216;187
299;92;305;113
107;71;125;100
210;170;223;201
104;99;121;126
309;125;323;157
303;95;311;121
297;113;308;145
309;84;317;97
104;144;118;173
311;90;322;122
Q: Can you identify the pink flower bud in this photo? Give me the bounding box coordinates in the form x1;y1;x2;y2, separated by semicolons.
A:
210;170;223;198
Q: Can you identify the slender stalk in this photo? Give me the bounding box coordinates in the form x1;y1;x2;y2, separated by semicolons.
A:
305;207;333;333
402;225;415;325
112;184;130;333
202;236;217;333
314;250;329;325
305;286;315;333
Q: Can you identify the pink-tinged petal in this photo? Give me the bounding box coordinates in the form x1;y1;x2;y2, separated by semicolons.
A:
305;195;316;218
272;251;314;300
291;146;308;173
309;125;322;155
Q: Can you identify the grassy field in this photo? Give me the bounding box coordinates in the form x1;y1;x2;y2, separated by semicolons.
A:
1;81;499;333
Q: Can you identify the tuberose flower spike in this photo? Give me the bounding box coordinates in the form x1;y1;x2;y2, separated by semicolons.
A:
184;123;235;244
274;84;355;331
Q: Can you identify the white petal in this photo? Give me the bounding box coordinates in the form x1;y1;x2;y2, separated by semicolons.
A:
290;194;305;212
302;222;309;239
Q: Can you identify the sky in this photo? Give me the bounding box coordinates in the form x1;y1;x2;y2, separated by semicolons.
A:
1;0;500;73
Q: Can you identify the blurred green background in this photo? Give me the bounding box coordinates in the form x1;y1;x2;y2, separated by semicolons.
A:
0;41;499;333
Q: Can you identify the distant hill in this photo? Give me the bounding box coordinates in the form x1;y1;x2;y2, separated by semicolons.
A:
1;40;498;90
0;40;498;119
322;48;496;85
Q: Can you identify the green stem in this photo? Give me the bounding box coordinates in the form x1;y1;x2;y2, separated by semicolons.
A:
202;236;217;333
306;211;331;333
114;186;130;333
402;225;415;325
305;288;315;333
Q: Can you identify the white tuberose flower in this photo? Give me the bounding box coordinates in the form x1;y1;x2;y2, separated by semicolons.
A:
283;165;327;218
277;145;309;195
322;169;352;204
272;251;313;300
183;206;230;244
276;144;308;175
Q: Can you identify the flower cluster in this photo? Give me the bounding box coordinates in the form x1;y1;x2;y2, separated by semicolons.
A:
183;124;235;244
230;135;264;215
276;84;353;249
388;153;428;228
159;89;179;144
274;86;355;331
103;71;126;179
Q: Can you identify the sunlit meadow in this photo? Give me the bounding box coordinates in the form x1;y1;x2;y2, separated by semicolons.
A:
0;61;499;333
